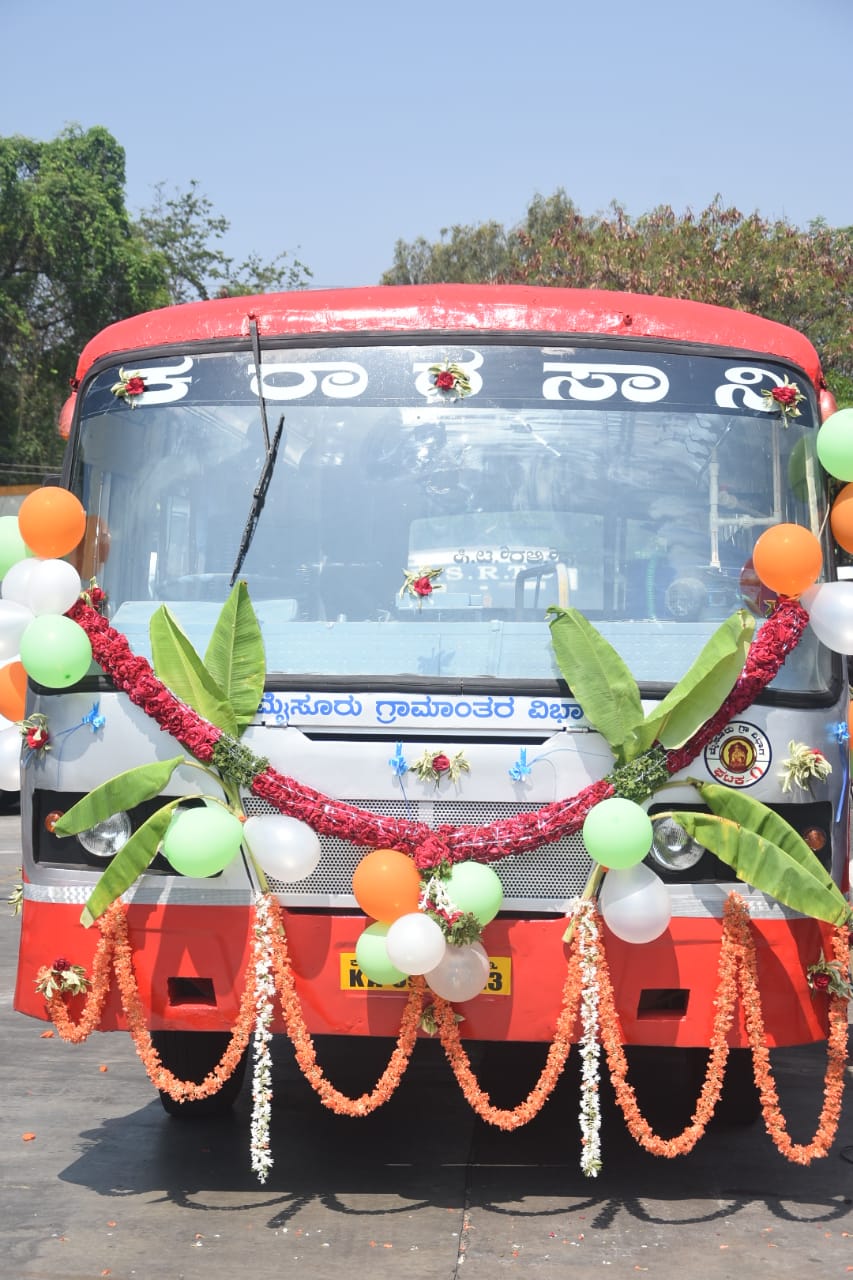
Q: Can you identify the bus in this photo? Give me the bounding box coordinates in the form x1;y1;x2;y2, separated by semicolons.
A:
13;285;849;1128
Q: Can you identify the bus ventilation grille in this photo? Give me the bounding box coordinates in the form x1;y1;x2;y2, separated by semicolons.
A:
241;796;594;912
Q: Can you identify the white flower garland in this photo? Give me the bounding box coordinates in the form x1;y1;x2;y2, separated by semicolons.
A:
575;900;603;1177
250;893;275;1182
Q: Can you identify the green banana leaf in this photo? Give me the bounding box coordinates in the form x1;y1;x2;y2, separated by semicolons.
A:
52;757;187;836
547;606;644;762
670;802;850;925
692;780;845;894
81;800;182;926
203;581;266;737
150;605;238;737
627;611;754;757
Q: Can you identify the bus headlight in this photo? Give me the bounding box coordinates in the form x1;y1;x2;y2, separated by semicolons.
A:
76;812;132;859
650;816;705;872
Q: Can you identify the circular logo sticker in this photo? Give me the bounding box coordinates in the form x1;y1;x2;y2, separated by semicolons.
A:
703;721;771;788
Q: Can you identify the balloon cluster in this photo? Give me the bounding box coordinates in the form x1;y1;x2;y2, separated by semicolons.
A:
749;408;853;654
160;808;325;882
582;798;672;944
351;848;503;1001
0;488;95;788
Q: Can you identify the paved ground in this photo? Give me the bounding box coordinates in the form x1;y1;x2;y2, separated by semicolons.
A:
1;814;851;1279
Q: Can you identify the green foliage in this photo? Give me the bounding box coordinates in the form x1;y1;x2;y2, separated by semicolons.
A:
0;126;312;478
547;607;752;765
136;180;311;303
80;801;182;927
546;607;644;761
671;784;851;925
150;605;238;737
52;757;186;835
382;191;853;392
203;581;267;735
627;611;754;757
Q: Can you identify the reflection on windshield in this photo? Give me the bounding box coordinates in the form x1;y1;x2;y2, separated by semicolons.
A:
72;347;828;692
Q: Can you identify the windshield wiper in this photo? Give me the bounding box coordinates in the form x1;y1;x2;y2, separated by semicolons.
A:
229;318;285;587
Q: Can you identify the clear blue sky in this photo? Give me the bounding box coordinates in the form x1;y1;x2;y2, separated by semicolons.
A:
2;0;851;289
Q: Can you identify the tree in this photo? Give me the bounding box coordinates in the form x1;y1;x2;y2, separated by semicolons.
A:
0;126;169;477
136;180;311;302
0;126;312;479
382;192;853;402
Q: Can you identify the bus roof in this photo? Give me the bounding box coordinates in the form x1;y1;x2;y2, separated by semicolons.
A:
75;284;825;387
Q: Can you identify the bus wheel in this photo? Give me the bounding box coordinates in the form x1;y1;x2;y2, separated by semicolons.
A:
687;1047;761;1127
150;1031;248;1118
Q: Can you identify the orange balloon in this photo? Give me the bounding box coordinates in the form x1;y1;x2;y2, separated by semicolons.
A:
0;661;27;721
352;848;421;923
18;487;86;559
830;484;853;554
752;524;823;598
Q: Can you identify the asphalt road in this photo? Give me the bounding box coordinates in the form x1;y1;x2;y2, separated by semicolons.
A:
1;813;851;1280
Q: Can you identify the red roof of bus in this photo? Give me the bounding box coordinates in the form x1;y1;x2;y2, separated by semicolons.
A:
74;285;824;387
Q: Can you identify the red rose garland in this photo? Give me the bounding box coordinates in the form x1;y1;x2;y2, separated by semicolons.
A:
69;597;809;867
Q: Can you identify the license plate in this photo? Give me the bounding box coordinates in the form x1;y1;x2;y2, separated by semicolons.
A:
340;952;511;995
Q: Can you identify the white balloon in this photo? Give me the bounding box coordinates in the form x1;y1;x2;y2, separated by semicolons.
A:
385;912;447;975
0;726;22;790
1;557;38;606
243;814;322;882
425;940;491;1002
26;559;82;616
802;580;853;654
0;599;34;661
599;863;672;944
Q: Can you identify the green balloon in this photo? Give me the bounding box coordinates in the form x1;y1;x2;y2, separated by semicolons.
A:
446;861;503;925
163;805;244;877
355;922;407;985
0;516;32;580
582;797;652;869
816;408;853;481
19;614;93;688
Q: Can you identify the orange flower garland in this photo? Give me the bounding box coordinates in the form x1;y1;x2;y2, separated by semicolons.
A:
598;893;849;1165
433;939;583;1130
726;894;849;1164
41;892;849;1167
265;895;425;1115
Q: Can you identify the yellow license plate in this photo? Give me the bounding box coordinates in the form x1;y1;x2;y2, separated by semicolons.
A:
340;952;511;995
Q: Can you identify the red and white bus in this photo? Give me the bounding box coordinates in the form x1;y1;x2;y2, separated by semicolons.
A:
14;285;848;1119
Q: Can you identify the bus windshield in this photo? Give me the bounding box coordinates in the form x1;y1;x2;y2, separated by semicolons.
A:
71;342;829;693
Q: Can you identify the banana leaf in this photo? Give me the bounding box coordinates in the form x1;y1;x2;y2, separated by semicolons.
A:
547;606;643;762
53;757;186;836
150;605;238;737
628;611;754;758
670;802;850;925
203;581;266;737
81;800;181;926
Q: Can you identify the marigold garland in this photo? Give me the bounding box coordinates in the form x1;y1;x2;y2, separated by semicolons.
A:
42;890;849;1170
432;937;582;1130
597;893;849;1165
265;895;425;1116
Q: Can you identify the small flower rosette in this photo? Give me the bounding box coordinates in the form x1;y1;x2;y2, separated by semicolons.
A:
427;360;472;401
410;748;470;786
110;367;147;407
399;566;444;608
761;376;805;424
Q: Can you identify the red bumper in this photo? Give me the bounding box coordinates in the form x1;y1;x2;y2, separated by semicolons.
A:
15;898;832;1048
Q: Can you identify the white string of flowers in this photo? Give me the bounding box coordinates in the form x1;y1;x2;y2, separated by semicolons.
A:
250;893;276;1183
575;899;603;1177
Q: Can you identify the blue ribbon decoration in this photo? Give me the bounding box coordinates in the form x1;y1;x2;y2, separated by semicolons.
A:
828;720;849;824
508;747;533;782
388;742;408;777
